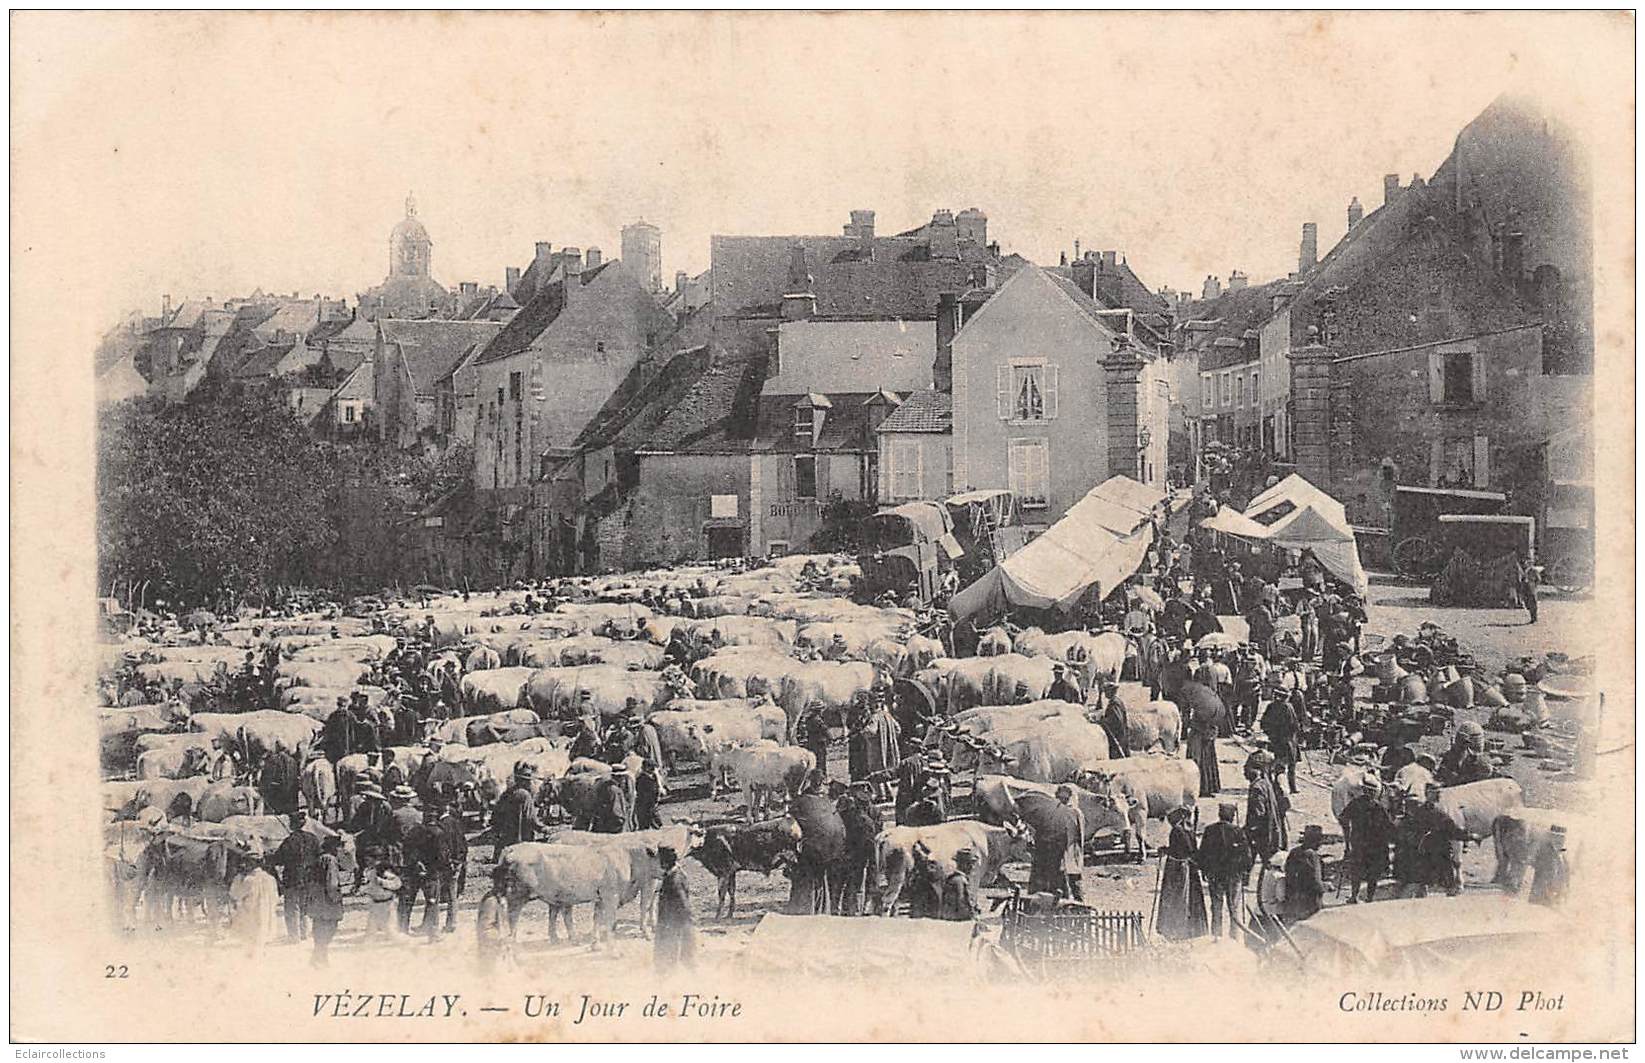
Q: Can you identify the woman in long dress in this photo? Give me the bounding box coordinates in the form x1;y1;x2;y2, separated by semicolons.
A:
1156;808;1208;940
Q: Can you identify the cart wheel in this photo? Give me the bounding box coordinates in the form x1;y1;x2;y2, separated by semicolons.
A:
1392;536;1444;578
1546;556;1583;589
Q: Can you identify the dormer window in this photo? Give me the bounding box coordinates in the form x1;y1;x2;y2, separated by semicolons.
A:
793;405;814;441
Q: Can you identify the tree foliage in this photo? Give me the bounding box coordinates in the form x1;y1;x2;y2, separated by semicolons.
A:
98;387;342;609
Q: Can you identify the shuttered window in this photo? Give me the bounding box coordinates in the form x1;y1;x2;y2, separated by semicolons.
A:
1429;347;1481;405
890;440;922;499
1009;438;1050;508
999;361;1057;421
1201;372;1213;409
794;455;817;500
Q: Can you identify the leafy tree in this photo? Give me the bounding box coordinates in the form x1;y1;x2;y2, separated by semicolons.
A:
98;386;342;609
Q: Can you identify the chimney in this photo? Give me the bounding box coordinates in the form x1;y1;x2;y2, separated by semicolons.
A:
1347;196;1364;229
1383;174;1401;205
585;247;602;269
675;270;688;293
505;266;521;294
1074;239;1082;261
1503;231;1526;283
562;248;583;277
955;207;986;245
1228;270;1249;291
846;209;876;239
782;291;816;321
1102;250;1117;268
460;281;477;296
1299;222;1319;273
534;242;553;274
1202;275;1222;301
1070;259;1097;298
934;292;959;393
928;210;958;259
162;294;172;320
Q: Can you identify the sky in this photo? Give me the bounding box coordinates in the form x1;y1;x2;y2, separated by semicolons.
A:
12;11;1629;330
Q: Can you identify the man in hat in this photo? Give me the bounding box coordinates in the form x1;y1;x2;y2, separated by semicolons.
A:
1341;775;1396;903
833;781;884;916
1046;663;1082;706
491;765;543;861
1281;824;1327;923
1516;550;1539;624
826;632;851;661
937;848;980;921
654;845;696;971
1402;782;1464;897
568;710;601;762
1243;751;1284;872
1197;802;1252;937
859;684;902;801
399;802;452;937
1260;681;1302;795
1056;784;1087;900
592;762;630;834
270;810;321;941
633;757;663;831
308;836;347;967
1094;679;1132;759
1438;721;1493;786
346;778;394;890
894;741;930;824
794;704;830;782
384;784;422;870
257;745;301;817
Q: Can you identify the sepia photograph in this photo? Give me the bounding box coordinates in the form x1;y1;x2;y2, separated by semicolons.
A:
9;9;1635;1046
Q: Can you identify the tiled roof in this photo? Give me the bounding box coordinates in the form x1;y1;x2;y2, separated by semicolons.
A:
649;355;767;453
230;342;295;379
1043;271;1127;334
380;318;502;394
753;390;882;454
334;362;372;401
877;389;951;433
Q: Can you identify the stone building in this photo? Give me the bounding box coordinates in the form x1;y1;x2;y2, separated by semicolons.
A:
358;195;453;320
371;318;502;452
951;266;1170;531
621;221;663;294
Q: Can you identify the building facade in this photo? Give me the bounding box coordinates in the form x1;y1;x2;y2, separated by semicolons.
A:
952;266;1168;531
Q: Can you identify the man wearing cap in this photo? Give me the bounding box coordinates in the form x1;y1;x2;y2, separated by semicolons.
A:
491;766;544;861
1281;824;1327;923
1197;802;1252;937
1047;663;1082;706
1094;679;1132;759
937;848;980;921
592;763;630;834
653;845;696;971
1341;775;1396;903
346;778;394;890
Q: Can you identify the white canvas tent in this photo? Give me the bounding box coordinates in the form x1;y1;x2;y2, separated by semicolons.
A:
1198;474;1369;596
950;476;1166;621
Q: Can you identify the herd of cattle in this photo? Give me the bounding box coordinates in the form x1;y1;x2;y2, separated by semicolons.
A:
97;552;1569;946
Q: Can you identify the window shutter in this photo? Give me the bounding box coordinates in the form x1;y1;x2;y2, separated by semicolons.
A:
1043;364;1059;420
816;455;830;497
1034;441;1050;502
883;442;895;498
1428;439;1445;486
1473;434;1490;488
1470;351;1487;403
996;365;1011;419
1008;440;1025;496
1428;352;1445;403
915;443;925;499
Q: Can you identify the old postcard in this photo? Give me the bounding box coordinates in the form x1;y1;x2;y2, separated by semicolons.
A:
10;10;1635;1045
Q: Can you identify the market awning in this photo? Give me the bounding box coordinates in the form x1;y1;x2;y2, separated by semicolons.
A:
1198;476;1369;597
1201;504;1270;538
950;476;1160;621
